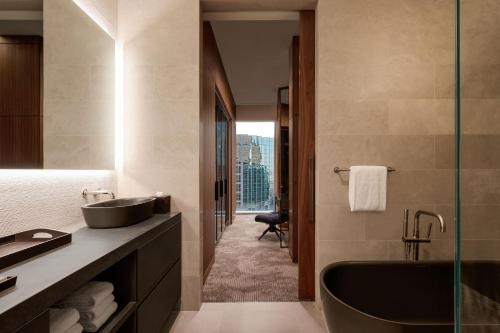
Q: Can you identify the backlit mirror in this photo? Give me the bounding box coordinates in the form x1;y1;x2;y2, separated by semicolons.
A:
0;0;115;169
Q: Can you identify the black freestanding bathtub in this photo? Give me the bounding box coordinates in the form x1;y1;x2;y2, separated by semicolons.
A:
320;261;500;333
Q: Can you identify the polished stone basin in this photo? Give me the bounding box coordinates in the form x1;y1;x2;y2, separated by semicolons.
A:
82;197;156;228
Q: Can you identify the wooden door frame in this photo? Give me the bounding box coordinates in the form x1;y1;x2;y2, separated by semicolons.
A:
288;36;299;264
297;11;315;301
200;12;316;301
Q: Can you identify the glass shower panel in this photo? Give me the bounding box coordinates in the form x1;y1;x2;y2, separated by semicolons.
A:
460;0;500;331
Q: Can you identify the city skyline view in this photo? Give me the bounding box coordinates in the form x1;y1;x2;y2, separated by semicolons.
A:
236;122;275;212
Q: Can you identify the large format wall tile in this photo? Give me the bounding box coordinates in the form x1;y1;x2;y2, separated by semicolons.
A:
44;136;91;169
317;204;366;241
318;100;389;136
318;240;389;268
462;99;500;134
388;99;454;135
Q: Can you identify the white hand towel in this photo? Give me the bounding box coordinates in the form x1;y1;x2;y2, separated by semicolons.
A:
58;281;114;307
49;308;80;333
348;166;387;212
65;323;83;333
79;294;115;321
80;301;118;332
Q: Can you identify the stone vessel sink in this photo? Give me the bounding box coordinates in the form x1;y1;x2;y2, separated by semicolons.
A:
82;197;156;228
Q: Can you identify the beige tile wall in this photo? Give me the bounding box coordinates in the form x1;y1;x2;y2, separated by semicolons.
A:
316;0;456;300
117;0;201;310
460;0;500;260
44;0;115;169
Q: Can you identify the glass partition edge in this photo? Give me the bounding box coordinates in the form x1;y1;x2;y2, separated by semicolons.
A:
454;0;462;332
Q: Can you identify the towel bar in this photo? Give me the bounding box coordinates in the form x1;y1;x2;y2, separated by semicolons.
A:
333;166;396;173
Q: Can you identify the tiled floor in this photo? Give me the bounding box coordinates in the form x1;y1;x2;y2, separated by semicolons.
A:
169;302;327;333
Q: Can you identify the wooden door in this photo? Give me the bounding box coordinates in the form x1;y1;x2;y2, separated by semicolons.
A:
0;36;42;168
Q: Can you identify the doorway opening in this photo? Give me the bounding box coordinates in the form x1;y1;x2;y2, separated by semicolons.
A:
201;11;315;303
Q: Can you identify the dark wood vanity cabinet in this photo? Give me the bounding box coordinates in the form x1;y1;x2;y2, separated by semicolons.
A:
137;221;181;301
136;221;182;332
0;213;182;333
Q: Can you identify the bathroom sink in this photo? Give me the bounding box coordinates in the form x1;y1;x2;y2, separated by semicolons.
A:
82;197;156;228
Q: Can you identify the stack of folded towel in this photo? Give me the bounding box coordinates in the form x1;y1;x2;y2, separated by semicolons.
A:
49;307;82;333
56;281;117;333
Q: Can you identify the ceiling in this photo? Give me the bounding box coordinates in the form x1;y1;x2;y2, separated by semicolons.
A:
0;0;42;11
0;0;42;36
211;20;299;106
202;0;316;11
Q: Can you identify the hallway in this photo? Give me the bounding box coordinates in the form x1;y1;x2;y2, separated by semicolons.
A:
203;215;298;302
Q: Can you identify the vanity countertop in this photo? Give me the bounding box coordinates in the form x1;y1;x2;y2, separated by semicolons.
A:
0;212;181;332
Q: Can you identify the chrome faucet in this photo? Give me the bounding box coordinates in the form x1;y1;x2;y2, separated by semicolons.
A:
82;188;115;200
402;210;446;261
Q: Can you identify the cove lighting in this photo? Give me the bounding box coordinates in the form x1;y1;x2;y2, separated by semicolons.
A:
71;0;115;38
72;0;123;171
114;42;124;171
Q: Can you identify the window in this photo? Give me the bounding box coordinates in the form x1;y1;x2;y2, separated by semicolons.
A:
236;122;275;212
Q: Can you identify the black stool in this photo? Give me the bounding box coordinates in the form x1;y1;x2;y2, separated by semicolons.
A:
255;212;288;240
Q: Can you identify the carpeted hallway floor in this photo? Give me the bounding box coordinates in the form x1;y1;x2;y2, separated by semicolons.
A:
203;214;298;302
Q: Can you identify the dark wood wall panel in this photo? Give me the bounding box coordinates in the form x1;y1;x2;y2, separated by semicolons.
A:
0;117;42;168
201;22;236;283
297;11;315;301
0;36;42;168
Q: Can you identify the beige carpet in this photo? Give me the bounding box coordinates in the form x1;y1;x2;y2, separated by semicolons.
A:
203;214;299;302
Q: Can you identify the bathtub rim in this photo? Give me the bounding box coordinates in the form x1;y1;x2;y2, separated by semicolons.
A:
319;260;455;327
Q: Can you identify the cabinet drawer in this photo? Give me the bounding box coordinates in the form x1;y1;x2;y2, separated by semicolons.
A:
137;261;181;333
137;221;181;300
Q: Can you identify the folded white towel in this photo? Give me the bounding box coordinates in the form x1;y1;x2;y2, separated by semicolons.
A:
58;281;114;307
65;323;83;333
80;301;118;332
79;294;115;321
348;166;387;212
49;308;80;333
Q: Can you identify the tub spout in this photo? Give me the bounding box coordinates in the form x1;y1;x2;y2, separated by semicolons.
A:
414;210;446;235
410;210;446;261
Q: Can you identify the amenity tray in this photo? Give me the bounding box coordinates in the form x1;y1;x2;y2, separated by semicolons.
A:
0;276;17;293
0;229;71;270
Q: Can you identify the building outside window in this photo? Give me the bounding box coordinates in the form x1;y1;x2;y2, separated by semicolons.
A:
236;122;275;212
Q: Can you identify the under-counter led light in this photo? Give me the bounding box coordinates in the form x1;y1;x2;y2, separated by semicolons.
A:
114;42;124;171
0;169;114;177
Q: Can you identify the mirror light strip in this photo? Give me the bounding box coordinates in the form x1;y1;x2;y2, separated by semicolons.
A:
115;42;124;171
